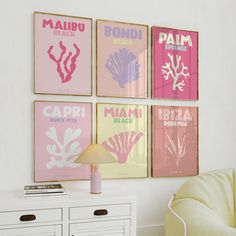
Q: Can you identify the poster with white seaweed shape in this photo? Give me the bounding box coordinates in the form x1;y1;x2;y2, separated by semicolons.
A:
96;20;148;98
152;105;198;177
34;101;92;181
97;103;148;178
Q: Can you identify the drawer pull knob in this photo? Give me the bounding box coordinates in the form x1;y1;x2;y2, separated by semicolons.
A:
94;209;108;216
20;214;36;222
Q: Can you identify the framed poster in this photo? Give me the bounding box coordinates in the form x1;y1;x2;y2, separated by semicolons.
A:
152;27;198;100
34;101;92;181
96;20;148;98
152;105;198;177
97;103;148;178
34;12;92;96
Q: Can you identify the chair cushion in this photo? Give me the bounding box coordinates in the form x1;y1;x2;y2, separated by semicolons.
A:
174;169;235;226
165;169;236;236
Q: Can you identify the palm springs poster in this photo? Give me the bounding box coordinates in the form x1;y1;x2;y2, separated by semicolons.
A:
152;105;198;177
34;101;92;181
97;103;148;178
152;26;198;100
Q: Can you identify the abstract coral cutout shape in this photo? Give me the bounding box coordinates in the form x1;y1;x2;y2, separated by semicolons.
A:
165;133;186;167
47;41;80;83
105;48;140;88
161;53;190;92
102;131;144;163
46;127;82;169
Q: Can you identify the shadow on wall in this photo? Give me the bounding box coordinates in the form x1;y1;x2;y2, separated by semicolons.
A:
137;224;165;236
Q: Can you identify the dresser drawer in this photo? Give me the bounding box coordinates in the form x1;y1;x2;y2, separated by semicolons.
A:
70;219;130;236
0;208;62;226
70;204;130;220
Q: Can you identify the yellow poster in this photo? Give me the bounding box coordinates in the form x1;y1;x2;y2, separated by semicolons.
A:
97;103;148;178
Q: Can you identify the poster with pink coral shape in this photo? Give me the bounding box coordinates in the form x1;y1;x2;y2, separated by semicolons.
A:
152;105;198;177
97;103;148;178
96;20;148;98
34;12;92;95
34;101;92;181
152;27;198;100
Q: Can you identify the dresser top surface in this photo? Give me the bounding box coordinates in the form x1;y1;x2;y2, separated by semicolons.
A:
0;189;136;211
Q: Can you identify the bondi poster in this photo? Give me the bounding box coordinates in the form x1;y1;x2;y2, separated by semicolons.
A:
96;20;148;98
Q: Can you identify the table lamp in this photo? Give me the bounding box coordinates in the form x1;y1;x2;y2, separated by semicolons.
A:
74;144;116;194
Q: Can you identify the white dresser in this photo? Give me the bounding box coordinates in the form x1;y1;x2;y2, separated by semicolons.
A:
0;190;136;236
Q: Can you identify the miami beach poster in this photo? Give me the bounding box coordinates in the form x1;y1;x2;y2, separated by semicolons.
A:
97;103;148;178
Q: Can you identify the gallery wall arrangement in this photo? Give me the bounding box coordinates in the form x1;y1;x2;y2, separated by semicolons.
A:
33;11;199;182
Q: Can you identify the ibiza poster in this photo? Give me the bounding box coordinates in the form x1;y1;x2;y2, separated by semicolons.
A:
34;12;92;95
152;105;198;177
96;20;148;98
97;103;148;178
152;27;198;100
34;101;92;181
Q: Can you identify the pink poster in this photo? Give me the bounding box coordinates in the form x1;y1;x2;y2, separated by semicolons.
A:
34;12;92;95
152;27;198;100
96;20;148;98
152;105;198;177
34;101;92;181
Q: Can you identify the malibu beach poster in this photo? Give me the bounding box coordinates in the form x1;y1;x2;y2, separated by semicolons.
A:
34;12;92;95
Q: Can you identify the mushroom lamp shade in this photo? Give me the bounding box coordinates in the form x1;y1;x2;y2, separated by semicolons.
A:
74;144;116;194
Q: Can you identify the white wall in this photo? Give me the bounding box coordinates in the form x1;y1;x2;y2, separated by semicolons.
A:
1;0;236;235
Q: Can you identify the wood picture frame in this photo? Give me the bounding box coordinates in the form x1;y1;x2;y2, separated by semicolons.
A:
34;12;92;96
152;105;198;177
152;26;198;100
34;101;92;181
96;103;148;178
96;19;148;98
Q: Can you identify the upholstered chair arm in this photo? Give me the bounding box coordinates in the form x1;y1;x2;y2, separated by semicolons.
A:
165;198;236;236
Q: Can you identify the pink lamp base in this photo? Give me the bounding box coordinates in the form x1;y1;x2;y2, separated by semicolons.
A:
90;168;101;194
